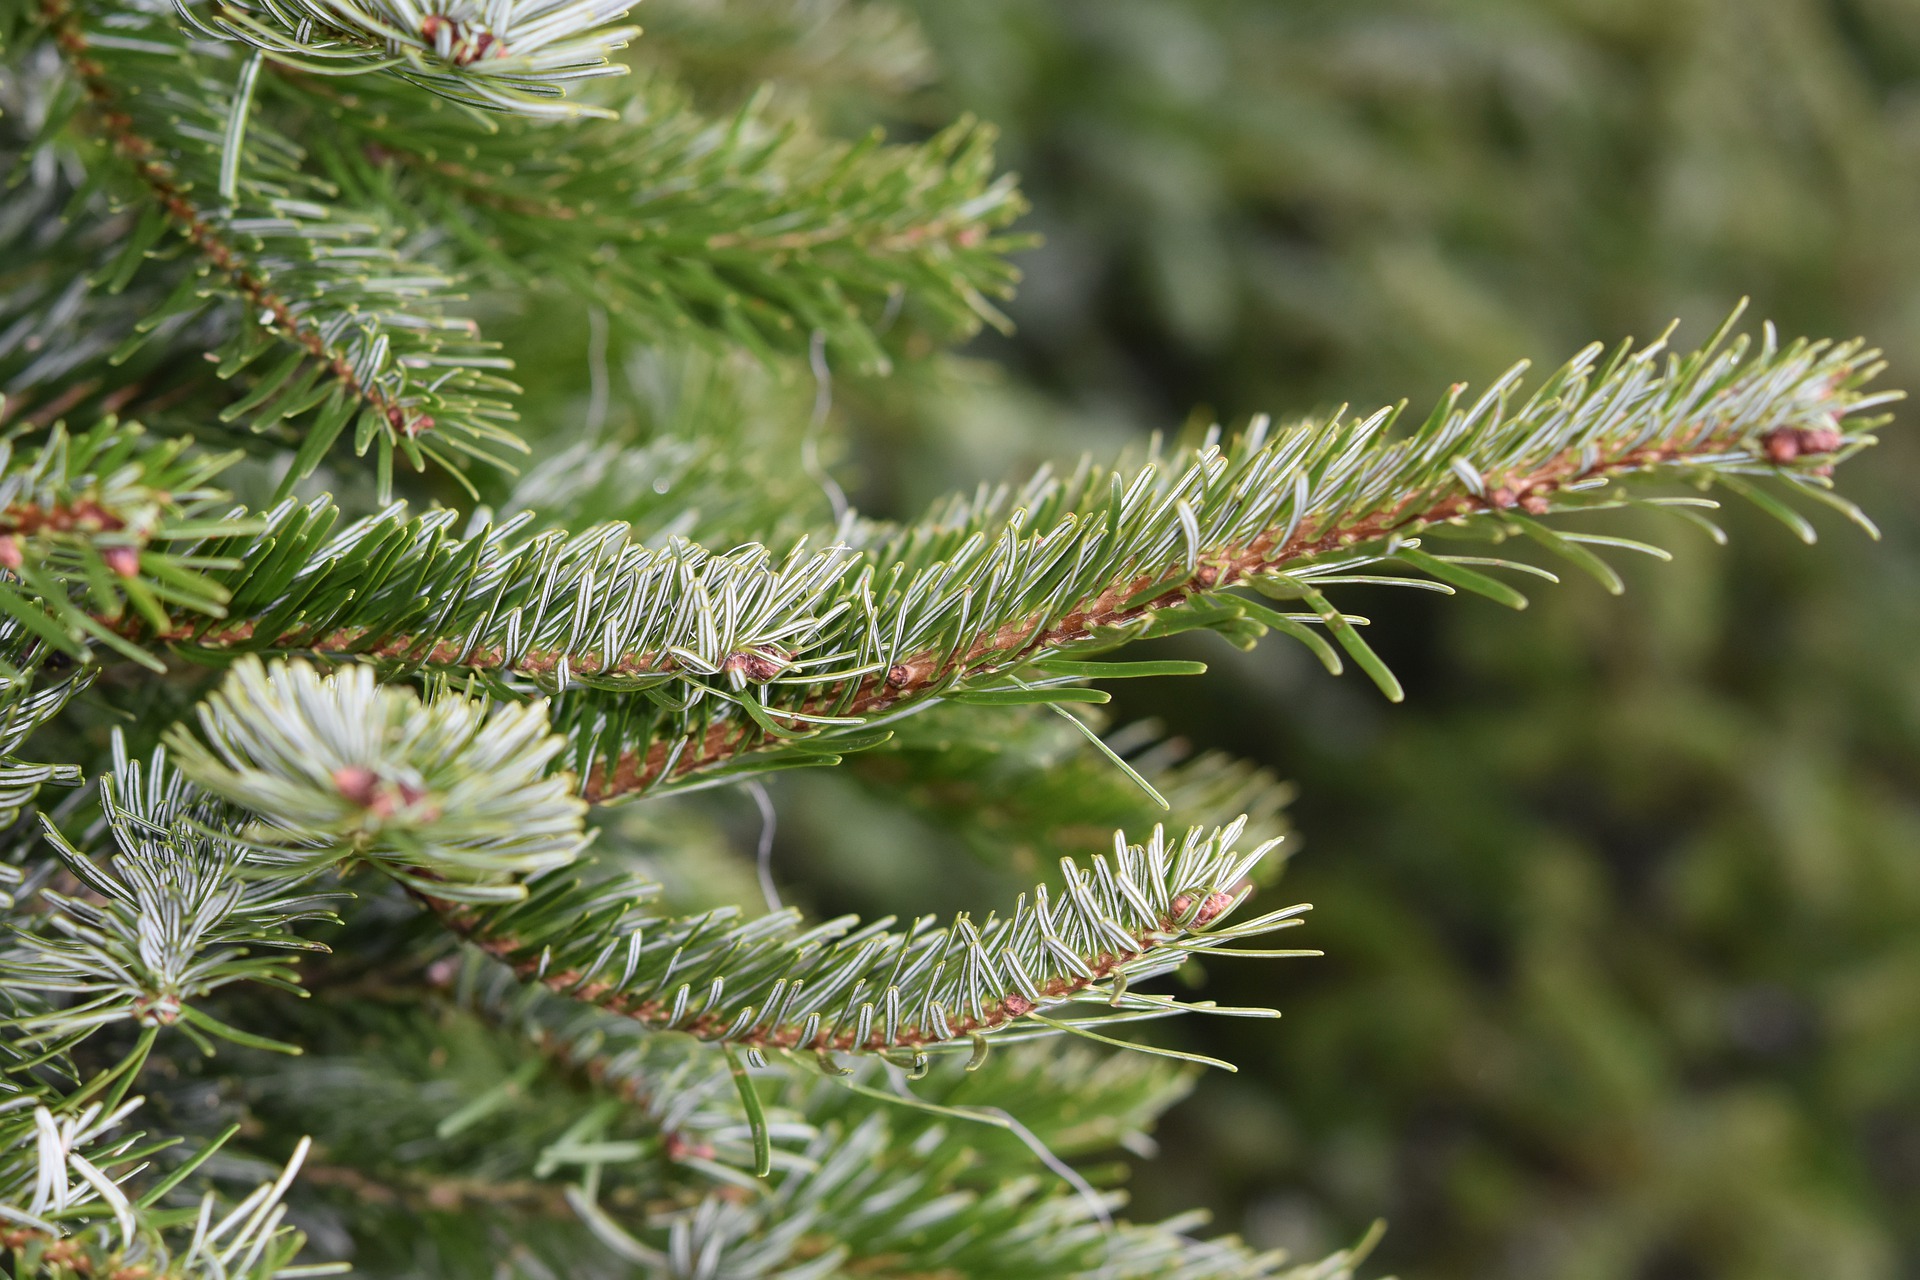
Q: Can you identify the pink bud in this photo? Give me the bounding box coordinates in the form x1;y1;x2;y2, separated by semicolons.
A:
333;765;381;807
103;545;139;578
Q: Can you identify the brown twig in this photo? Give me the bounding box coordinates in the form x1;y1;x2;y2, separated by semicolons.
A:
429;888;1233;1054
90;416;1843;805
573;424;1774;800
106;422;1838;799
36;0;433;436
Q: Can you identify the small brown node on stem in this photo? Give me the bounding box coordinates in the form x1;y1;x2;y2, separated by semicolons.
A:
1170;890;1234;928
420;13;505;65
386;403;435;436
102;545;140;578
334;765;438;820
721;646;791;684
333;765;381;808
131;992;182;1026
1763;420;1844;465
663;1133;716;1162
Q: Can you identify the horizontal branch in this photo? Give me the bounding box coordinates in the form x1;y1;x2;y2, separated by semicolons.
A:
19;320;1895;810
277;70;1028;368
579;410;1807;798
383;814;1302;1060
429;869;1268;1054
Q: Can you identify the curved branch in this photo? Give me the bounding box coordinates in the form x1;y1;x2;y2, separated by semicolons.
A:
425;834;1286;1055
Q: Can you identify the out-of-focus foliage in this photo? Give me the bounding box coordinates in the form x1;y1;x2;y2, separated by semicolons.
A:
805;2;1920;1277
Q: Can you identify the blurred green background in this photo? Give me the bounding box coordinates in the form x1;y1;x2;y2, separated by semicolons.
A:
502;2;1920;1276
788;2;1920;1276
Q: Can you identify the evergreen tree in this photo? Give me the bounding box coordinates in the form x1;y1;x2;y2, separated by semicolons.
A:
0;2;1900;1278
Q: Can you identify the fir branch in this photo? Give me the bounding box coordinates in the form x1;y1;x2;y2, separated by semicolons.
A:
278;69;1028;368
0;61;222;437
461;957;1201;1165
556;321;1892;799
0;1085;321;1280
32;0;521;491
179;0;640;119
163;657;589;903
559;1106;1327;1280
35;322;1895;799
160;662;1297;1055
424;817;1297;1056
239;975;1362;1280
0;738;341;1055
0;666;88;828
0;422;251;671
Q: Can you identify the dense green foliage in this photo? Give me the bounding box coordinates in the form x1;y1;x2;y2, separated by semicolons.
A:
0;2;1908;1279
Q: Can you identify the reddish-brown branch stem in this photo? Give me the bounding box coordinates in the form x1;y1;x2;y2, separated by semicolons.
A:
574;424;1786;800
428;890;1232;1053
124;424;1833;799
37;0;431;436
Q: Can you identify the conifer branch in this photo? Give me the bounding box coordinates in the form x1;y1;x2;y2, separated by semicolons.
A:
42;0;414;431
0;1086;321;1280
21;320;1893;804
0;422;251;671
245;972;1365;1280
31;0;521;490
0;100;216;436
278;71;1028;367
159;661;1303;1059
0;738;341;1056
463;959;1203;1166
418;815;1298;1057
179;0;640;119
159;660;1302;1054
0;666;88;828
559;321;1891;799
